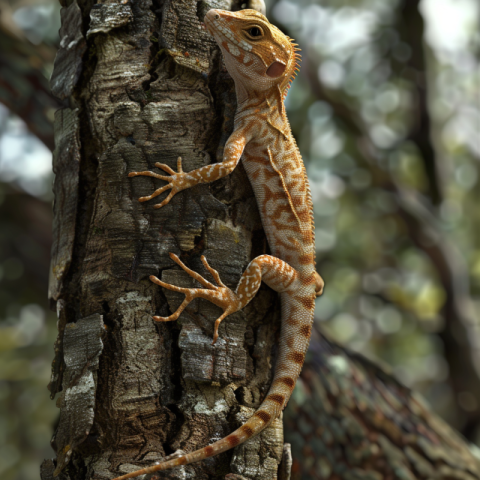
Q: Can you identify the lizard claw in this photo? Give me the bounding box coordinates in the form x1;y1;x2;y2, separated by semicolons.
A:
150;254;241;344
128;157;188;208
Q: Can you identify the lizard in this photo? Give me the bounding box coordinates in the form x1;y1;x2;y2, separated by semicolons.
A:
113;8;324;480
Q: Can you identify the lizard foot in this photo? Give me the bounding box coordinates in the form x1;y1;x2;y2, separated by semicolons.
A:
128;157;190;208
150;253;242;344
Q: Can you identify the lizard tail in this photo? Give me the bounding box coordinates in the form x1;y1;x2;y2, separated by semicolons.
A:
113;294;314;480
111;400;279;480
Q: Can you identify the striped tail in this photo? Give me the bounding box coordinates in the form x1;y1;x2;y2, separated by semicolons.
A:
112;400;280;480
112;293;314;480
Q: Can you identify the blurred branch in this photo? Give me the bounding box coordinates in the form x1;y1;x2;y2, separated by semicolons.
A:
285;324;480;480
0;23;59;151
395;0;443;206
304;51;480;437
395;188;480;436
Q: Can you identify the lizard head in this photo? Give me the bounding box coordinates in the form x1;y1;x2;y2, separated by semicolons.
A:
204;9;300;102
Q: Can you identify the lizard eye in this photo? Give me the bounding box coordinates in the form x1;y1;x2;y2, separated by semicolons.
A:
247;26;263;38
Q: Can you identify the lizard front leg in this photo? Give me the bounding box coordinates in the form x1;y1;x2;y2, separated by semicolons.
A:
151;253;299;344
128;129;248;208
128;156;188;209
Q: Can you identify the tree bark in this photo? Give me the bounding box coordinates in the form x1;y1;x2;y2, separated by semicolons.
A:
43;0;285;479
284;325;480;480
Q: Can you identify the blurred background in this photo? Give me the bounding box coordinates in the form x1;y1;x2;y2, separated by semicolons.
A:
0;0;478;478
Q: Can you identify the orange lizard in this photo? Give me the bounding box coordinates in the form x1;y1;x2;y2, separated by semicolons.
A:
114;8;323;479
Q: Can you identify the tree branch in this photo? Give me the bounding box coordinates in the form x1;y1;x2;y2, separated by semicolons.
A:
285;324;480;479
0;24;58;150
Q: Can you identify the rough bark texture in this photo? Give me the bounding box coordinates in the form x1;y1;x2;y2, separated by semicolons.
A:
284;325;480;480
44;0;285;479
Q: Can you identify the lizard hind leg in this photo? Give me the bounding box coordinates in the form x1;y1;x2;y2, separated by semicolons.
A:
149;253;241;344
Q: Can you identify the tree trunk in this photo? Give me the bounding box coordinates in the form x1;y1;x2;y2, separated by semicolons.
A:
43;0;286;479
395;0;480;438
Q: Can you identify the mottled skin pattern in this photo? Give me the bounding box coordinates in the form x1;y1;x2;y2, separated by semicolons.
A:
113;9;323;480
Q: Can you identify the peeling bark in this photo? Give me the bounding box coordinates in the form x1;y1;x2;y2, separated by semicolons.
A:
49;108;81;301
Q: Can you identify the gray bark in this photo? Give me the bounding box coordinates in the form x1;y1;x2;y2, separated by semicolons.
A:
44;0;286;478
